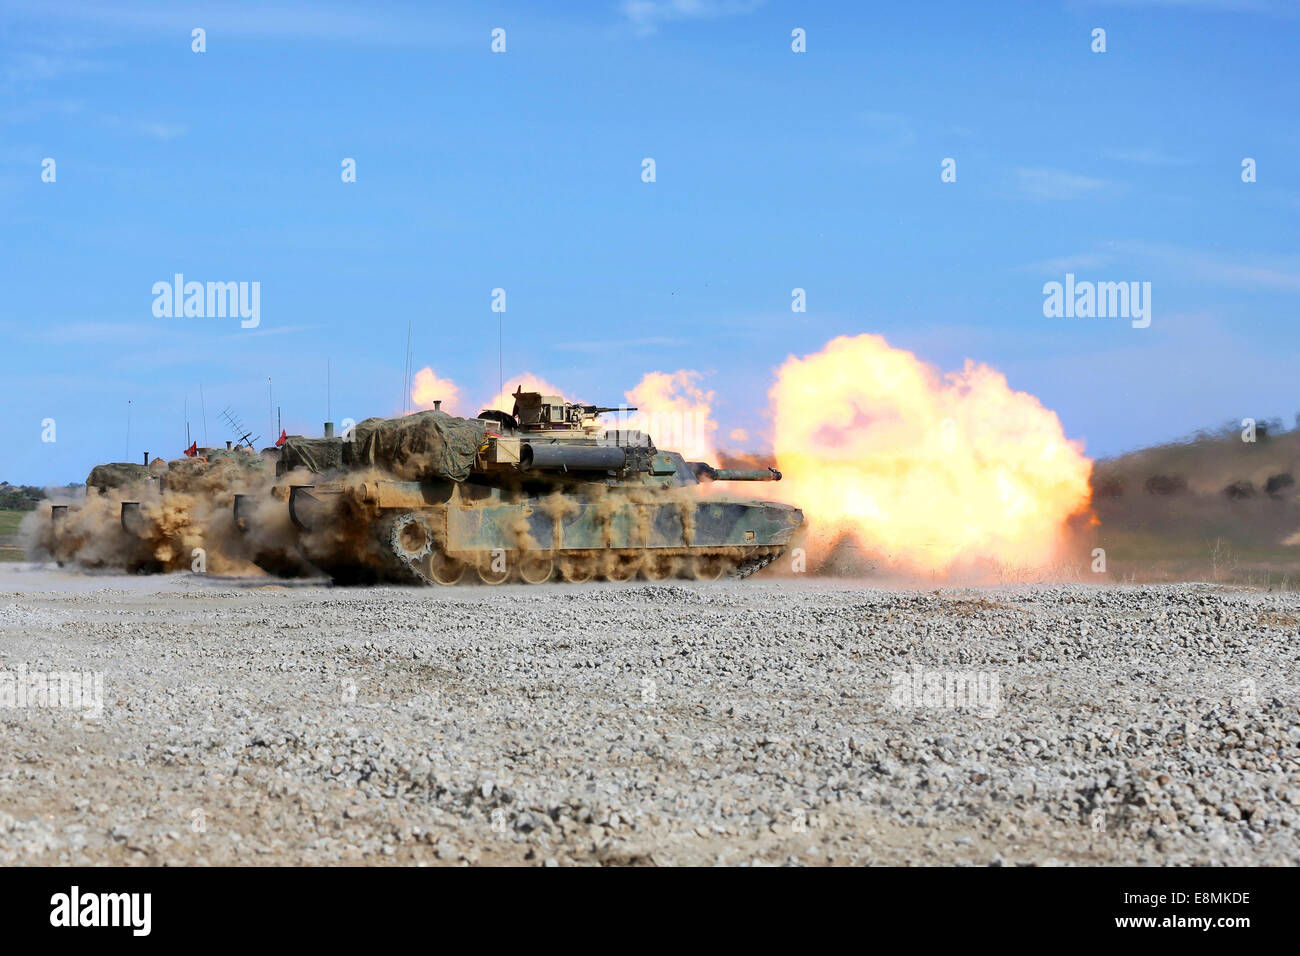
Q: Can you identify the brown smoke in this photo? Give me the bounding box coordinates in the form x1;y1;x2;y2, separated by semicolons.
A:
26;456;311;578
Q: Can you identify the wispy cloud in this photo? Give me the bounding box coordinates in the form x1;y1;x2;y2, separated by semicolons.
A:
100;114;187;140
4;319;318;348
1081;0;1300;15
620;0;765;36
2;50;104;86
112;324;319;370
59;321;158;343
1012;167;1113;201
1016;241;1300;290
1119;241;1300;290
0;98;86;126
1101;147;1192;166
1014;253;1116;274
552;335;685;354
1;0;477;47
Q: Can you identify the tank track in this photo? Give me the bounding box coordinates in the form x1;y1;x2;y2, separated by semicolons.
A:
729;550;780;579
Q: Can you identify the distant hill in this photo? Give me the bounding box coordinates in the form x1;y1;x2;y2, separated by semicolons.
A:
0;482;46;511
1090;422;1300;586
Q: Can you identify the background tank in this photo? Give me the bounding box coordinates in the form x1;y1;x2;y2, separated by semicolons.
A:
278;388;803;585
49;446;300;576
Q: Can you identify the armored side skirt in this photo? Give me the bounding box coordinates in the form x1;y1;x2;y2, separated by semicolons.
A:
290;483;800;551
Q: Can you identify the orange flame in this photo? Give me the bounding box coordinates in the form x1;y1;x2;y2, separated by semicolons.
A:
481;373;575;417
410;368;463;415
622;370;717;462
411;369;575;419
766;334;1092;572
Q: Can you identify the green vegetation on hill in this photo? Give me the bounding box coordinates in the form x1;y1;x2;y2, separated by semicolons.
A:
0;483;45;511
0;482;83;511
0;508;26;562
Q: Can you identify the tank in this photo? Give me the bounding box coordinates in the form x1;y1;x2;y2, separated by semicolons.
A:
275;389;804;585
47;446;294;575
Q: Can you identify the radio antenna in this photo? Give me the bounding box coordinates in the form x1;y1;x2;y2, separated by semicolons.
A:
400;321;410;416
220;406;258;450
199;383;209;446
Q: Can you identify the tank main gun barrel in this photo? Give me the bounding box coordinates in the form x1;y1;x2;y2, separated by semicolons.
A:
690;463;782;482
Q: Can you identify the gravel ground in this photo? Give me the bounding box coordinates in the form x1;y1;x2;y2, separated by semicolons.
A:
1;563;1297;866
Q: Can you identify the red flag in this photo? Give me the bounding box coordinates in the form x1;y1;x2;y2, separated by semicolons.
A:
183;442;198;458
275;429;288;447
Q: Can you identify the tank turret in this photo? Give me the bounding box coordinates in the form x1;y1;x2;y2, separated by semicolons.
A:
505;388;633;432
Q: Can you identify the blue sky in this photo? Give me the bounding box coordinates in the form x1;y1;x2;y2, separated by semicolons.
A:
2;0;1298;484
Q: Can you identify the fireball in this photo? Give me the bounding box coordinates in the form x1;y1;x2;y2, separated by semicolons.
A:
766;334;1092;572
411;368;463;415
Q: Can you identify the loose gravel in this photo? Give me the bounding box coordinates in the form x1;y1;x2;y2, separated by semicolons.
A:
1;564;1297;866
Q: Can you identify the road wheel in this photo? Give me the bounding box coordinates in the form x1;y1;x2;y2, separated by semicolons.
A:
603;552;641;582
519;553;554;584
641;554;674;580
476;552;510;585
691;554;728;581
424;552;465;586
561;553;597;583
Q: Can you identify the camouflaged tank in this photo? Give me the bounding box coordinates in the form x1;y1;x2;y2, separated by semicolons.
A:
277;390;803;585
51;448;284;573
115;448;271;538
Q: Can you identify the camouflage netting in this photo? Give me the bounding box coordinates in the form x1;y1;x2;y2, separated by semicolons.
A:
349;410;488;481
278;437;344;475
86;462;149;492
165;454;268;493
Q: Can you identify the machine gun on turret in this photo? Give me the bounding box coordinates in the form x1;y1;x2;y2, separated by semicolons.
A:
570;403;637;424
508;387;638;431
